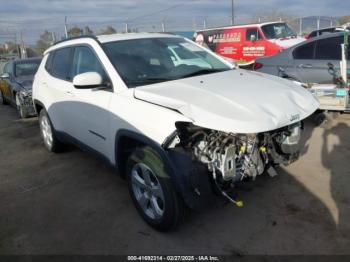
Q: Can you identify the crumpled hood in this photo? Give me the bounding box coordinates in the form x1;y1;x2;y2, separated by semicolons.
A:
134;70;319;134
16;76;34;90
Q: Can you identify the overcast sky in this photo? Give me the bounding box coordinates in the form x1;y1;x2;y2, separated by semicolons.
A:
0;0;348;43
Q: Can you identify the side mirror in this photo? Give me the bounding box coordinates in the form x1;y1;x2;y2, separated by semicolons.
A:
1;73;10;79
73;72;103;89
250;35;257;42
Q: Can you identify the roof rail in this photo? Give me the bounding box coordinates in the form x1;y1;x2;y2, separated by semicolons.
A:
53;35;100;46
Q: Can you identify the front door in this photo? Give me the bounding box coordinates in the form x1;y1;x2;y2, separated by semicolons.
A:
68;45;113;157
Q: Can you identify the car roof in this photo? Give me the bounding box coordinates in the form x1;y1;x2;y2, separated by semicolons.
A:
196;21;286;32
308;31;347;41
97;32;180;43
45;33;181;54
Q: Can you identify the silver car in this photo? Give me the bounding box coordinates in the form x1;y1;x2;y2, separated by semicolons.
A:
254;32;350;84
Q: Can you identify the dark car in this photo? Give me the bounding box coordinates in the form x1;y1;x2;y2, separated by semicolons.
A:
0;58;42;118
254;32;350;84
307;26;349;39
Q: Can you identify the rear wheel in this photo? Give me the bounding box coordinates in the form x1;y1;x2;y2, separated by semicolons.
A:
126;146;184;231
39;109;65;153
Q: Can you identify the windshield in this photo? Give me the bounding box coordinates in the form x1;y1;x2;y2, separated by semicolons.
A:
261;23;297;39
15;60;41;77
103;37;231;88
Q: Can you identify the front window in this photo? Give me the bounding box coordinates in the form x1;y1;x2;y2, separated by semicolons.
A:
103;37;231;88
261;23;297;39
15;60;41;77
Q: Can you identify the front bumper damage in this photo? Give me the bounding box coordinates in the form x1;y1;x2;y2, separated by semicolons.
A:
162;122;303;210
18;91;37;116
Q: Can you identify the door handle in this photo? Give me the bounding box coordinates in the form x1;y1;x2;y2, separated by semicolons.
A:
298;64;313;69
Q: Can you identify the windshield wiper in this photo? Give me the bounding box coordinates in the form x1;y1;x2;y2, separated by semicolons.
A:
181;69;229;78
126;77;174;87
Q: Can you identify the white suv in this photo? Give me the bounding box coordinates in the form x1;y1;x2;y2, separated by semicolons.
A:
33;33;318;231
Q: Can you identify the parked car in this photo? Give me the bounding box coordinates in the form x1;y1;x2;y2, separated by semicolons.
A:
0;58;42;118
194;22;305;65
253;32;350;84
32;33;318;231
307;26;350;39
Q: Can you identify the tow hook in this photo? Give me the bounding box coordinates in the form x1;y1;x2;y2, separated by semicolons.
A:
222;191;244;208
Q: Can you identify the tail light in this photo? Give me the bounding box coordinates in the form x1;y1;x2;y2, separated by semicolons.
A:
253;62;263;70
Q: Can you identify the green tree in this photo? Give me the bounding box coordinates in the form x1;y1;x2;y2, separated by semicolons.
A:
99;26;117;35
68;26;83;37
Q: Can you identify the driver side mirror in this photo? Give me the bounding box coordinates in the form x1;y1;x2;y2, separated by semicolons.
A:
73;72;103;89
1;73;10;79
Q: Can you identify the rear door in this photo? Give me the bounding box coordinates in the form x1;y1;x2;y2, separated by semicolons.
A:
44;47;76;133
313;36;346;84
293;36;348;84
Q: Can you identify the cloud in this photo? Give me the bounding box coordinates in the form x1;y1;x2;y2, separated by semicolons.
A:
0;0;348;44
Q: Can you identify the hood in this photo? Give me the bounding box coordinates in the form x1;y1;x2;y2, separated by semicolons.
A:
15;76;34;90
269;36;305;49
134;70;319;134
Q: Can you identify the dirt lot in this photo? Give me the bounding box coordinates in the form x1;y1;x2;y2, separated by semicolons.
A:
0;104;349;255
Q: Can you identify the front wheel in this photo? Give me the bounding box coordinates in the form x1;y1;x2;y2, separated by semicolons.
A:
126;146;184;231
39;109;65;153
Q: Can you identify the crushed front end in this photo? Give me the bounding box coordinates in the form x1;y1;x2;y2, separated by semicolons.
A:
164;122;302;208
17;90;37;116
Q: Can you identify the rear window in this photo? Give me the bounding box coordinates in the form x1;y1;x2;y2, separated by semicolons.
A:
51;47;72;80
15;60;41;77
293;42;316;59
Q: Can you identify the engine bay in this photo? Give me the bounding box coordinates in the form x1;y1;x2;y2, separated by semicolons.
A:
165;122;302;205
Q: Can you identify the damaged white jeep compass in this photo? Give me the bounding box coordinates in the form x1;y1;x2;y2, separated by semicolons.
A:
32;33;319;231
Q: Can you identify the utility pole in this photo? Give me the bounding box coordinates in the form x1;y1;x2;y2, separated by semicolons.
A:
231;0;234;25
161;20;165;32
64;16;68;38
125;22;129;33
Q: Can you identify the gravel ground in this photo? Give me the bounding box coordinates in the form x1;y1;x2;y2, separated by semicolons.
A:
0;104;349;255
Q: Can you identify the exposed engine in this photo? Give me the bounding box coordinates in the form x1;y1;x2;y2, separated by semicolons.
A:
168;122;302;198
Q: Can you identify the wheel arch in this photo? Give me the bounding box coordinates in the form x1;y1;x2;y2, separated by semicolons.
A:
115;129;174;179
33;99;45;115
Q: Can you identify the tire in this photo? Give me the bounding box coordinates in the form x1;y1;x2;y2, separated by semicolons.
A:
38;109;65;153
0;90;8;105
126;146;184;231
15;93;28;119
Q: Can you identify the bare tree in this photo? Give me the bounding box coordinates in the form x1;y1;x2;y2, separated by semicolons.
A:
36;30;54;55
251;10;297;26
99;26;117;35
338;16;350;26
83;26;94;35
68;26;83;37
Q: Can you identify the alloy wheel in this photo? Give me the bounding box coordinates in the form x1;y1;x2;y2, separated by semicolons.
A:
131;163;165;220
40;114;53;148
